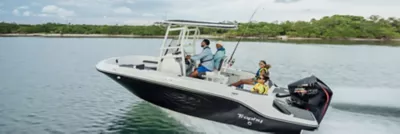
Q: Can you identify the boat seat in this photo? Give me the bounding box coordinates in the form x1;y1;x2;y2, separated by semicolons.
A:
216;56;227;71
234;87;270;96
158;54;183;75
241;84;254;91
202;56;229;84
241;81;271;92
203;71;229;84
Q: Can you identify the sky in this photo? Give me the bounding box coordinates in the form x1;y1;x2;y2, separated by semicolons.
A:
0;0;399;25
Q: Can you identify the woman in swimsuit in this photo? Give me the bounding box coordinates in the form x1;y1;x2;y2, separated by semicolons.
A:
229;60;271;87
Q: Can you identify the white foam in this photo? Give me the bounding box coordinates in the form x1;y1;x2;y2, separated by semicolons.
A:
329;86;400;108
309;108;400;134
160;105;400;134
158;107;267;134
156;86;400;134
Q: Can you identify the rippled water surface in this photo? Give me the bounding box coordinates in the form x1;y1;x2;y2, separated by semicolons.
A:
1;37;400;134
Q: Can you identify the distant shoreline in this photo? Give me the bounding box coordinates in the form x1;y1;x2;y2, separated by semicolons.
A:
1;33;400;42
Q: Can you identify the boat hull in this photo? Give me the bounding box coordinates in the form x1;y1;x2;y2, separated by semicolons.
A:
100;71;313;133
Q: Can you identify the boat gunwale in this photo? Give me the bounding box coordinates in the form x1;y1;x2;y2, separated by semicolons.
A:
95;57;319;129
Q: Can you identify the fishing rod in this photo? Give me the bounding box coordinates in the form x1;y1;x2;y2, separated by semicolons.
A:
227;3;265;65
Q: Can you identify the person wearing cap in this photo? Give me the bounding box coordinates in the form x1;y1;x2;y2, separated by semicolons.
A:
213;41;226;70
186;39;214;78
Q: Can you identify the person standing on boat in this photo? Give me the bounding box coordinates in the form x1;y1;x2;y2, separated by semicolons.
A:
213;41;226;70
186;39;214;78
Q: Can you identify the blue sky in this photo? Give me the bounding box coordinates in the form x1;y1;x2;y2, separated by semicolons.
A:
0;0;399;25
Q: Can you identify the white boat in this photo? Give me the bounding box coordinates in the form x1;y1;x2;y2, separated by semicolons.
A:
96;20;333;134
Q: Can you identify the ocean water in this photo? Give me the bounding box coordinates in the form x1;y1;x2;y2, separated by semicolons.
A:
0;37;399;134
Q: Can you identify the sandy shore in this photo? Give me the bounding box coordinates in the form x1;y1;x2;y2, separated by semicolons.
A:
1;33;399;41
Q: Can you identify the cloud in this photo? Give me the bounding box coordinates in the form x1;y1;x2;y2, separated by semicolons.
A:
42;5;75;17
124;0;136;4
18;6;29;9
58;0;87;7
12;6;30;16
0;3;3;13
22;11;32;16
37;14;50;17
99;0;136;4
11;6;39;17
123;19;154;25
113;7;133;14
30;2;41;6
274;0;301;3
3;0;400;25
58;0;136;7
142;13;155;17
12;9;19;16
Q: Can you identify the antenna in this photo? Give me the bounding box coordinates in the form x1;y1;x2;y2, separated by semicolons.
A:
163;11;169;21
227;2;266;65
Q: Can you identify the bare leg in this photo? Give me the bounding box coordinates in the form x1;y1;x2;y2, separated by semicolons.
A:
190;70;199;78
230;78;254;87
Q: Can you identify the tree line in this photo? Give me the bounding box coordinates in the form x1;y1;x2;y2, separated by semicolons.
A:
1;15;400;39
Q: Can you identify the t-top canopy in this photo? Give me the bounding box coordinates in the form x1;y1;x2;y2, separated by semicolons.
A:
156;20;238;29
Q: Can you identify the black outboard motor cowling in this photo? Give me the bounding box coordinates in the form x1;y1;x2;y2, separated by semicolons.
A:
287;75;333;124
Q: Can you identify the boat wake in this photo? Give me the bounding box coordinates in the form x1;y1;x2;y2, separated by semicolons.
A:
158;86;400;134
326;86;400;118
330;86;400;109
107;87;400;134
331;103;400;118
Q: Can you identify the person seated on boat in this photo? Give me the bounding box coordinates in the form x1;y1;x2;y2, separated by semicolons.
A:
185;39;214;78
213;41;226;70
252;73;269;95
229;60;271;87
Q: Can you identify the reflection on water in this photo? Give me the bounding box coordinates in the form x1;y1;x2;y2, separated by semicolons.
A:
105;102;195;134
1;37;400;134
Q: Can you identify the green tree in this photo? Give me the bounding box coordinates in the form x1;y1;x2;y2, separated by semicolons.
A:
1;14;400;39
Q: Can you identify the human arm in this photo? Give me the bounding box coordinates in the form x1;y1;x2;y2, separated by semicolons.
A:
263;85;269;95
190;49;210;61
252;87;259;93
252;83;261;93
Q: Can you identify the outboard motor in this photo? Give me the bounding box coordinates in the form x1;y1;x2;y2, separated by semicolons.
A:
287;75;333;124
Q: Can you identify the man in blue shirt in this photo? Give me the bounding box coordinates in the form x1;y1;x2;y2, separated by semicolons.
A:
213;41;226;70
185;39;214;78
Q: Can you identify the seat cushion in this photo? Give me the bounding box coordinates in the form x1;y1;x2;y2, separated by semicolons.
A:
242;84;254;91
